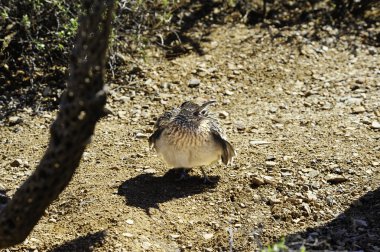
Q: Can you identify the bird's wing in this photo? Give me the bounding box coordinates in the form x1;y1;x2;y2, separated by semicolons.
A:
148;108;179;148
210;121;236;165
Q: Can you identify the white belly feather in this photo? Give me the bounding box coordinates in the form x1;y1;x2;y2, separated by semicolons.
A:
155;129;222;168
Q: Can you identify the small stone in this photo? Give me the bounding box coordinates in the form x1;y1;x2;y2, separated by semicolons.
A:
135;133;148;139
251;176;265;187
326;196;335;206
203;233;214;240
351;106;366;114
10;159;22;167
218;111;229;119
306;191;318;202
269;107;277;113
126;219;134;225
123;232;134;237
141;241;151;250
224;90;234;96
302;203;312;216
371;121;380;129
8;116;22;125
263;176;275;184
117;111;127;118
169;234;180;239
308;169;319;178
253;194;261;202
144;168;156;174
188;78;200;88
269;197;281;205
265;161;277;167
235;121;245;131
0;183;6;192
326;174;348;184
249;140;271;146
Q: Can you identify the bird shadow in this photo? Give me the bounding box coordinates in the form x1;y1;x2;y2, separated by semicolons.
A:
117;168;220;215
48;230;107;252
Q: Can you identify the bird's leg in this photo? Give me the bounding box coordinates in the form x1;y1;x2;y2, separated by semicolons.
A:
201;167;213;183
176;168;190;181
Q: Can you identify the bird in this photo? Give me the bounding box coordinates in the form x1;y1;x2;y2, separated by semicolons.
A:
149;100;235;183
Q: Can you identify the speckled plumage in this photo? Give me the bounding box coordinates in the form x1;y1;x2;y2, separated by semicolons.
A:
149;101;235;180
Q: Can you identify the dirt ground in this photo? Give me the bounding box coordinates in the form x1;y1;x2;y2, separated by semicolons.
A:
1;22;380;251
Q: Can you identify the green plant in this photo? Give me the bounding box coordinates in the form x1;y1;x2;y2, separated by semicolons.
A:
261;238;288;252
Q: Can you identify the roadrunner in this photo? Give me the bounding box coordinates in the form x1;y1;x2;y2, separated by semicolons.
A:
149;100;235;182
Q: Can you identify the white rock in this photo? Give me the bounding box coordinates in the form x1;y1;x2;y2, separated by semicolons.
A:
122;232;134;237
203;233;214;240
249;140;271;146
371;121;380;129
169;234;180;239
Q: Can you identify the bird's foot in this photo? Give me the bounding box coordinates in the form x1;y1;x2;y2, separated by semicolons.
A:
201;167;214;184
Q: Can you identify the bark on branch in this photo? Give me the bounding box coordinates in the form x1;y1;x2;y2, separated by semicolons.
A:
0;0;115;248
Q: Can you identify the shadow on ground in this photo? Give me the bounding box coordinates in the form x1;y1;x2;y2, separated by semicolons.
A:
117;169;220;215
285;187;380;251
48;230;107;252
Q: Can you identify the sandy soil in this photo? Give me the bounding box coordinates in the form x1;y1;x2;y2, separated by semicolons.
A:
1;23;380;251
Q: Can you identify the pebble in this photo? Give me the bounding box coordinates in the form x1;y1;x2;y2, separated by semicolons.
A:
224;90;234;96
218;111;229;119
0;183;6;192
235;121;245;131
325;174;348;184
326;196;335;206
302;202;312;216
126;219;134;225
371;121;380;129
8;116;22;125
265;161;277;167
263;176;276;184
117;111;127;118
135;133;148;139
10;159;22;167
351;106;366;114
143;168;156;174
251;176;265;187
249;140;271;146
169;234;180;239
122;232;134;238
188;78;200;88
269;197;281;205
306;191;318;202
308;169;319;178
269;107;277;113
141;241;152;250
203;233;214;240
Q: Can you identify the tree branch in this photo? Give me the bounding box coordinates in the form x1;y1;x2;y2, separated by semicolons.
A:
0;0;115;248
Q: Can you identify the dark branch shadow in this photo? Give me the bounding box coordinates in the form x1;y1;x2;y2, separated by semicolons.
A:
117;169;220;215
284;187;380;251
48;230;107;252
163;0;223;59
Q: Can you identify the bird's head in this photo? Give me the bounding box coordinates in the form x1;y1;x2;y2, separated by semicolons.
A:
175;100;216;128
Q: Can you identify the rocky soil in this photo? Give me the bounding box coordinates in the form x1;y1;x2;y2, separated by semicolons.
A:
1;22;380;251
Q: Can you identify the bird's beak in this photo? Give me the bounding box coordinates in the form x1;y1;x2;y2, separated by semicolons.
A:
198;100;216;112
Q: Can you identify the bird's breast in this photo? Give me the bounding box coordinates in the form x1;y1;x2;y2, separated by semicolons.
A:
154;126;222;168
